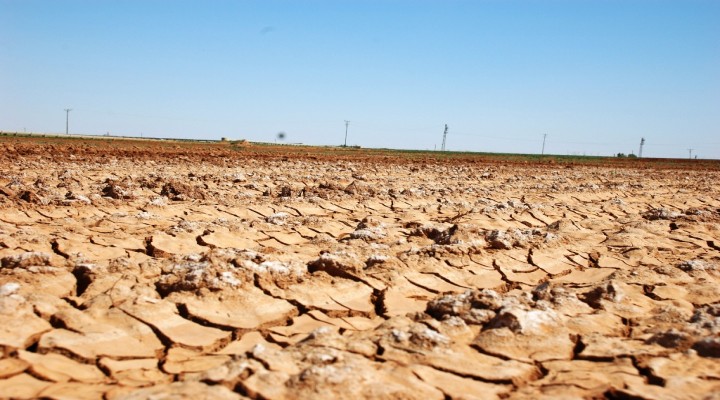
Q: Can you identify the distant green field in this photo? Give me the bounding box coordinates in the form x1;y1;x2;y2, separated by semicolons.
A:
2;131;718;170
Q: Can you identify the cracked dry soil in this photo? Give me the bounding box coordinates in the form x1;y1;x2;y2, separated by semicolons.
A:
0;137;719;399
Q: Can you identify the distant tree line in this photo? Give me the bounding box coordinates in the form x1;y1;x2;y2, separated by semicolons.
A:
616;153;637;158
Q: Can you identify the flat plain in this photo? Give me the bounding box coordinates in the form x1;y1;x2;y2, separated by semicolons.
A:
1;135;719;399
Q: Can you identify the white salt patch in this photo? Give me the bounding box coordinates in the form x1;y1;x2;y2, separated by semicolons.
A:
679;260;716;271
519;309;557;333
72;194;91;204
8;252;51;265
391;329;409;342
367;254;388;263
136;211;154;220
185;253;202;262
251;344;266;356
419;327;450;345
258;261;291;274
310;326;332;338
315;353;336;363
148;197;167;206
266;212;290;225
0;282;20;296
220;271;241;287
27;266;61;273
138;296;160;304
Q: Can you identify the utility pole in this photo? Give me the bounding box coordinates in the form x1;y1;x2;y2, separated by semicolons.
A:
64;108;72;135
344;120;350;147
639;138;645;158
441;124;448;151
688;149;693;159
541;133;547;155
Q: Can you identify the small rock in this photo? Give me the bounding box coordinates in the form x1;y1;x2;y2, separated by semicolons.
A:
0;186;16;197
643;208;680;220
426;289;503;324
485;230;513;249
678;259;716;272
1;252;52;269
18;190;43;204
693;337;720;358
102;182;134;199
161;181;207;200
65;191;91;204
266;212;290;225
646;329;693;349
279;186;292;197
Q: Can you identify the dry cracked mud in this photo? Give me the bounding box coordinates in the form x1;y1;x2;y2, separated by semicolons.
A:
0;136;719;399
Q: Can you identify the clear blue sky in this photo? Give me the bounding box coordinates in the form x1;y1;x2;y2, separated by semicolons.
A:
2;0;719;158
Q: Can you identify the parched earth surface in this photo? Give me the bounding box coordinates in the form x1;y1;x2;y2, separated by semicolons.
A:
1;137;719;399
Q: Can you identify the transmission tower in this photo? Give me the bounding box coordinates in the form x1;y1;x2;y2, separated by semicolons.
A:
344;120;350;147
441;124;448;151
639;138;645;158
64;108;72;135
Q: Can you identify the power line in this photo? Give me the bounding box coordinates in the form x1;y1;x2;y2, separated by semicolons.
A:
450;131;716;148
